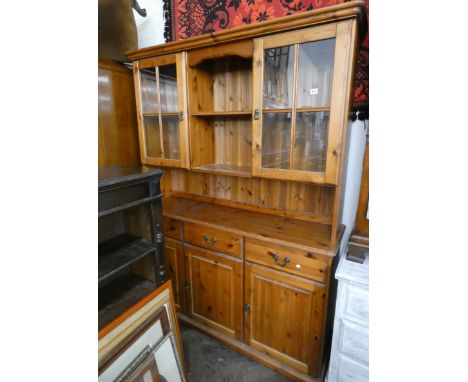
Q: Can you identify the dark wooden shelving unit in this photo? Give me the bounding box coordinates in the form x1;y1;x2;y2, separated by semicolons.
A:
98;165;165;331
98;234;155;287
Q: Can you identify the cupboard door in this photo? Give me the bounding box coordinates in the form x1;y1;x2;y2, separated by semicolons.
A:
165;238;186;313
252;20;357;185
244;262;327;377
134;53;190;168
185;245;243;340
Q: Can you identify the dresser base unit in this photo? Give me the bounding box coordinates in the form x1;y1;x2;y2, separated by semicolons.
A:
160;196;344;382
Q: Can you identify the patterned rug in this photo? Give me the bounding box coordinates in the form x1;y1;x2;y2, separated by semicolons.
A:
164;0;368;117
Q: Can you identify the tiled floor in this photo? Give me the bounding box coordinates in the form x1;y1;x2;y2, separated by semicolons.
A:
180;323;292;382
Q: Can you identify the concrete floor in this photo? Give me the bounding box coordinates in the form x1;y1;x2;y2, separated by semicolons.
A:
180;323;292;382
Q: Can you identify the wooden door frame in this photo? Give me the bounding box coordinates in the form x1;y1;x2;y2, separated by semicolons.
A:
184;244;243;340
244;261;327;376
133;52;190;169
252;21;357;185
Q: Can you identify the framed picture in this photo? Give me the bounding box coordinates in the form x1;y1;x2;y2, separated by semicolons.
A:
99;281;186;382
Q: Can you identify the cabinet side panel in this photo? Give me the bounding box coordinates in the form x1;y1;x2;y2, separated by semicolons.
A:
98;60;140;168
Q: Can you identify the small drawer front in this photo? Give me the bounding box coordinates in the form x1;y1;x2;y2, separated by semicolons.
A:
163;217;181;240
183;222;241;258
344;285;369;324
340;320;368;364
336;355;368;382
245;239;327;282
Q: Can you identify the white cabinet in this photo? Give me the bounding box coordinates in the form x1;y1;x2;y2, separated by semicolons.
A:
327;241;369;382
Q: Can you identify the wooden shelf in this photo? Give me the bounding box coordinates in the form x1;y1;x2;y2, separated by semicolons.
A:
98;273;156;330
163;196;341;255
191;164;252;177
191;111;252;117
99;234;155;287
98;194;162;218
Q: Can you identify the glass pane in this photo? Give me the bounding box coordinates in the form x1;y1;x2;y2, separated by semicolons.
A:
143;116;163;158
140;68;158;114
293;112;329;172
159;64;178;112
263;46;295;109
296;39;335;108
261;112;291;169
162;115;180;159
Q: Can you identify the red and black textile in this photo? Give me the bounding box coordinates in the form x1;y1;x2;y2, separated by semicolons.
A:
163;0;369;116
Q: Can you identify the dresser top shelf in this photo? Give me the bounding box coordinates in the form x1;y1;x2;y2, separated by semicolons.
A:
163;196;343;256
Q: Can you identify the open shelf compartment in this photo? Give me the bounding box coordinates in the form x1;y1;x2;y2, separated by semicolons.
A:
188;54;252;114
98;234;155;287
190;114;252;177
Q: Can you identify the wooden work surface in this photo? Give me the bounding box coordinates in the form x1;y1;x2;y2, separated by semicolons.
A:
163;196;343;256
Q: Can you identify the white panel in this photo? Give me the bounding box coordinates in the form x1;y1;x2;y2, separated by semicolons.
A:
344;285;368;324
337;355;368;382
340;320;368;364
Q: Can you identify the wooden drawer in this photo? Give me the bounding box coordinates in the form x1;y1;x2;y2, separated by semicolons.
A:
245;238;327;282
183;222;241;258
163;217;181;240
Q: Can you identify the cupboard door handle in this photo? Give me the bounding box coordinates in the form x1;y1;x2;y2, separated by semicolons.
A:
203;234;209;242
179;111;184;121
268;251;279;261
253;109;260;120
277;257;291;267
268;252;290;267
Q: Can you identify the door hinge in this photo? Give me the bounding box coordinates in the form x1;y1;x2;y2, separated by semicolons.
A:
243;304;250;313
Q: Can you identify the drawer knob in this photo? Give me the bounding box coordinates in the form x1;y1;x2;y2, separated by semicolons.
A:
268;252;291;267
203;235;217;246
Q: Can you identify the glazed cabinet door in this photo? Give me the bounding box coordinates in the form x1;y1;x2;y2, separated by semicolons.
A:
252;20;357;185
184;245;243;340
244;262;327;377
133;53;190;168
164;238;186;313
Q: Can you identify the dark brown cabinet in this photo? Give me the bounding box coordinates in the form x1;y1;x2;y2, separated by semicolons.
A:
98;165;165;330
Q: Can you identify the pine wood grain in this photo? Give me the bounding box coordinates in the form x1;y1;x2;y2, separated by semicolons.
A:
98;59;140;168
163;196;339;255
245;262;327;377
185;244;243;340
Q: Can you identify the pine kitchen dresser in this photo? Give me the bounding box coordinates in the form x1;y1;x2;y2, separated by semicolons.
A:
126;2;366;381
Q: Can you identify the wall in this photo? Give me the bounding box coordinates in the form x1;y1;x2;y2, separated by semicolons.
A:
133;0;165;49
339;117;368;253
